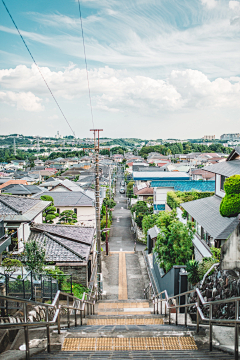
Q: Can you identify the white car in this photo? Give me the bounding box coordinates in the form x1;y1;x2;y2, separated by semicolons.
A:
119;187;125;194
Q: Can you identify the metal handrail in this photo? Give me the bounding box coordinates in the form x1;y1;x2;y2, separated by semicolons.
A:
0;284;98;360
153;287;240;360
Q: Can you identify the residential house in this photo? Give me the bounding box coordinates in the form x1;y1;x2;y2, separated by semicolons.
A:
151;179;215;213
133;183;154;201
1;184;44;197
0;179;28;192
34;191;98;227
0;194;50;254
191;169;215;181
181;147;240;261
27;223;96;287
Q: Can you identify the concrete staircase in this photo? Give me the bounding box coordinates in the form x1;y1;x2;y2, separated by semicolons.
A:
31;299;233;359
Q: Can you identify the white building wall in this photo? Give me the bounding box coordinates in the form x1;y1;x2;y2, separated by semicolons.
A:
215;174;225;198
154;187;175;205
55;206;96;227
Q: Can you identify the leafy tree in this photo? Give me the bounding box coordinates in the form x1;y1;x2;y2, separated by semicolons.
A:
153;210;194;273
149;162;156;167
40;195;59;223
142;213;158;241
24;239;46;273
126;181;135;198
131;201;153;229
57;210;77;224
2;258;22;276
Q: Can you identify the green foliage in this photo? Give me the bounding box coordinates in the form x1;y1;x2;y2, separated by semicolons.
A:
149;162;156;167
153;210;194;273
167;190;214;210
46;266;65;288
57;210;77;224
71;283;88;299
198;257;217;280
142;214;158;241
126;181;135;198
220;175;240;217
2;258;22;275
210;246;221;261
40;195;59;223
131;201;153;229
24;239;46;273
186;260;200;284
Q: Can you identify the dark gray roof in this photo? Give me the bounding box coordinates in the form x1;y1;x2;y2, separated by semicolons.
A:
2;184;43;195
203;160;240;177
35;191;94;207
0;194;50;222
29;223;95;262
181;195;239;240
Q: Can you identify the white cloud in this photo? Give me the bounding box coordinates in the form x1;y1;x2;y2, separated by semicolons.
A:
229;1;240;10
1;64;240;114
0;91;44;112
201;0;217;9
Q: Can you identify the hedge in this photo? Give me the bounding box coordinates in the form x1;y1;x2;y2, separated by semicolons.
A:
220;175;240;217
167;190;214;209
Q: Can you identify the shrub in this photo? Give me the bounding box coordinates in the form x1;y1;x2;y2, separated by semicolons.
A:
220;193;240;217
220;175;240;217
186;260;200;285
224;175;240;195
210;246;221;261
198;257;217;280
167;190;214;210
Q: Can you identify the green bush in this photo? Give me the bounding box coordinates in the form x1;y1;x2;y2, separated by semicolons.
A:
186;260;200;284
220;175;240;217
220;193;240;217
224;175;240;195
198;258;217;280
167;190;214;210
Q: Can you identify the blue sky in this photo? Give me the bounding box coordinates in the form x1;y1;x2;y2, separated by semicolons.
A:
0;0;240;139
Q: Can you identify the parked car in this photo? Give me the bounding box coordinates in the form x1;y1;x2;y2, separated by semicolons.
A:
121;181;125;186
119;187;125;194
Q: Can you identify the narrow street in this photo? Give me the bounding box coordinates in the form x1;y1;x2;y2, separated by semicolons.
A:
102;167;148;300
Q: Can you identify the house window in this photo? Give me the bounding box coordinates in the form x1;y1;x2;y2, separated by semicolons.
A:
74;208;77;215
57;208;60;214
220;175;227;191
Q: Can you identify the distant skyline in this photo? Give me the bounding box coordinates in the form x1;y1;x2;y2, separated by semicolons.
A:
1;0;240;139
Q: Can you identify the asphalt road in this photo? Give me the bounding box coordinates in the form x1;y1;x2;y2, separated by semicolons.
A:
104;168;145;252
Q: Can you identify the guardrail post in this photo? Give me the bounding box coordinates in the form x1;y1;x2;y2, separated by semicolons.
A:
75;303;77;327
160;294;162;315
175;298;178;326
57;298;61;334
23;303;30;360
185;294;187;327
46;306;50;353
157;295;159;315
235;300;239;360
67;296;70;328
209;304;213;352
197;295;200;334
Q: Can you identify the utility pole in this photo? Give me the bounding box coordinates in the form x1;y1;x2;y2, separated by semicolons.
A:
105;205;108;256
109;166;111;199
90;129;103;278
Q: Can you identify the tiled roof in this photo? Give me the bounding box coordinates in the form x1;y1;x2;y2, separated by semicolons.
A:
203;160;240;177
0;180;28;189
0;194;41;214
34;191;94;206
2;185;43;195
29;223;95;262
151;180;215;192
181;195;239;240
134;187;154;195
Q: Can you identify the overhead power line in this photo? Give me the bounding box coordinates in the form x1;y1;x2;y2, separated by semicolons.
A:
1;0;76;138
77;0;95;129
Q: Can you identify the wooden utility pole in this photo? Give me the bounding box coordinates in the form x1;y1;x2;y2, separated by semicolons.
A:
105;205;108;256
90;129;103;277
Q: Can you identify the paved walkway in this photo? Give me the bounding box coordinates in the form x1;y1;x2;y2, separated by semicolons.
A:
102;169;149;300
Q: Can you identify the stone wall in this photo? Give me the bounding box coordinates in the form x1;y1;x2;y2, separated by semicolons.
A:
221;221;240;270
58;264;88;287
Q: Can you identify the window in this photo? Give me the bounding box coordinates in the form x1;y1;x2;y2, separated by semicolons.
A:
57;208;60;214
220;175;227;191
74;208;77;215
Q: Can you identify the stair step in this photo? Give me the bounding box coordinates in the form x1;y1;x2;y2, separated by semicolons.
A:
32;349;233;359
87;318;164;325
